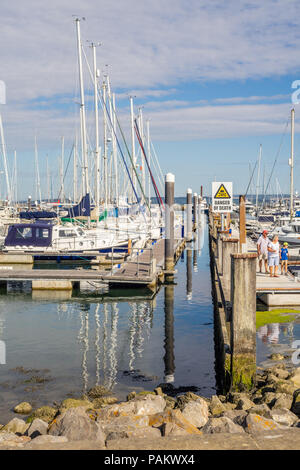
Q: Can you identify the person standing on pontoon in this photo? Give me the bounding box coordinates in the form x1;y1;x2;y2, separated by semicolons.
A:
267;235;280;278
257;229;270;273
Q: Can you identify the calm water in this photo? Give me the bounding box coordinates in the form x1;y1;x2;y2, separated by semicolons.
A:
1;218;299;424
0;219;216;422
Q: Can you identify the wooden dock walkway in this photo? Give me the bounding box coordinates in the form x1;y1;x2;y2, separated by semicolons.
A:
0;237;185;293
230;226;300;306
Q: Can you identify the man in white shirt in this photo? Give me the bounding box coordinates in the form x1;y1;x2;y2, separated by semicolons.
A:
257;229;270;273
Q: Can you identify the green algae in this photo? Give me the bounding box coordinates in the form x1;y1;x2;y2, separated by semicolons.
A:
256;308;300;329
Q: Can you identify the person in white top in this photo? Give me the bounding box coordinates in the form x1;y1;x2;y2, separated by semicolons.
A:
257;229;270;273
267;235;280;278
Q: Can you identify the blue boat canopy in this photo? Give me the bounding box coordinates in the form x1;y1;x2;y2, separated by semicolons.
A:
19;210;57;220
5;223;53;247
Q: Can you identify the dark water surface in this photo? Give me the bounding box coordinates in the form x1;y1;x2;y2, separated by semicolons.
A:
0;220;216;423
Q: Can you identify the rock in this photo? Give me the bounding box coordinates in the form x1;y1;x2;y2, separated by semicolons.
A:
59;398;93;413
165;396;176;409
269;408;299;427
243;414;280;433
176;392;203;410
236;397;255;411
26;418;48;438
228;392;250;405
266;373;281;384
274;381;296;395
181;397;209;428
202;417;245;434
291;390;300;416
14;402;32;415
272;394;293;410
0;432;30;447
222;402;237;411
99;394;166;419
28;406;57;424
161;422;190;437
135;395;166;416
148;409;202;435
127;392;136;401
88;385;112;399
92;397;118;408
209;395;226;416
288;369;300;388
220;410;247;426
259;392;277;407
273;369;290;380
102;415;161;441
270;353;284;361
49;407;105;444
25;435;68;448
1;418;29;435
248;404;271;418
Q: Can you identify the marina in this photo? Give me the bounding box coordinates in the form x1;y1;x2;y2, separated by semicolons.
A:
2;1;300;452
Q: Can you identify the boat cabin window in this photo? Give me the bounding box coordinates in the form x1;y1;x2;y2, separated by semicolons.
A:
36;228;50;238
58;229;77;238
16;227;32;239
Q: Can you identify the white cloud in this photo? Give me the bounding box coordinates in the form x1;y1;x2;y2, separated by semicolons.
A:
1;0;300;104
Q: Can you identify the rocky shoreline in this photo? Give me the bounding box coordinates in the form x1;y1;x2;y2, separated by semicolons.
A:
1;362;300;449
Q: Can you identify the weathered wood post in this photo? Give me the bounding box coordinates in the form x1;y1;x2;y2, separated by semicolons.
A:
230;252;257;391
198;195;202;225
164;284;175;384
186;188;193;242
239;195;246;253
164;173;175;282
28;195;32;210
193;192;198;229
222;238;239;296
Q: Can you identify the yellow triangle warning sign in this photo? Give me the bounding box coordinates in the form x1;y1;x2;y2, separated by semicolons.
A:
214;184;231;199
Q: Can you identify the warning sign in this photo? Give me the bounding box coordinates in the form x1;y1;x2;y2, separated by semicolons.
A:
212;182;233;213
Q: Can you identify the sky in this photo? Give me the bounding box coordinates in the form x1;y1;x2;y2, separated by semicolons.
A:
1;0;300;199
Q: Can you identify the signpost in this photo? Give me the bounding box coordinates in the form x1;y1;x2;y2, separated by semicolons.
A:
212;182;233;213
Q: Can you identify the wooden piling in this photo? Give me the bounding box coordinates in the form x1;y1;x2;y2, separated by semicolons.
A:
222;238;239;297
239;195;246;253
193;192;198;228
230;252;257;391
186;189;193;242
164;173;175;282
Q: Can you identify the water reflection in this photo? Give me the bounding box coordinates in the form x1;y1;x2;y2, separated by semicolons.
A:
186;248;192;300
164;285;175;384
257;322;295;345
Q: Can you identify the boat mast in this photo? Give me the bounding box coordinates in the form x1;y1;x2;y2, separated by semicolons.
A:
0;114;11;204
130;96;136;204
290;108;295;221
13;150;17;205
34;136;42;204
102;79;108;215
46;155;50;203
73;135;78;203
75;18;89;198
138;107;146;203
255;144;262;216
91;43;100;220
60;136;65;203
112;92;118;206
146;119;151;205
